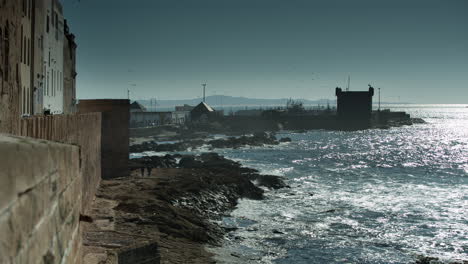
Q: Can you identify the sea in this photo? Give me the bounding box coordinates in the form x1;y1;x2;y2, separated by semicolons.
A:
204;104;468;264
133;104;467;263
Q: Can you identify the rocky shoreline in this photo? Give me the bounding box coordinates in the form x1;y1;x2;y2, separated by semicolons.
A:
83;153;288;263
129;131;291;153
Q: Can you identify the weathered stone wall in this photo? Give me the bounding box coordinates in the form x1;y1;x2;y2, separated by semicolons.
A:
78;99;130;179
0;134;82;264
18;113;102;215
0;0;22;134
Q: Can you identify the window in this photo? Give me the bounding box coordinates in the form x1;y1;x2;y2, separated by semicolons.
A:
27;38;30;66
28;0;32;19
20;26;23;63
23;37;25;64
22;86;25;114
47;71;49;96
0;27;2;60
25;87;28;114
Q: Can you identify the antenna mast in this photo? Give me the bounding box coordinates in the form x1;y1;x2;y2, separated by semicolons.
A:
347;75;350;91
202;83;207;102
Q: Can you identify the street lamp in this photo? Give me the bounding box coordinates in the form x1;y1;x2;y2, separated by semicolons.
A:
378;87;381;111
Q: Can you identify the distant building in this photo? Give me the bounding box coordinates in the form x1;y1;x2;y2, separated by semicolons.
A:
190;102;216;122
175;104;195;112
129;101;191;127
130;101;147;112
335;86;374;126
173;104;193;124
130;112;172;128
172;111;189;125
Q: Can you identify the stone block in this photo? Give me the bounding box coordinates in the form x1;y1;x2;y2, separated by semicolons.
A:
50;143;80;195
0;135;52;212
58;176;82;223
0;211;16;263
14;210;55;264
8;178;53;256
61;224;82;264
53;198;81;262
0;135;83;264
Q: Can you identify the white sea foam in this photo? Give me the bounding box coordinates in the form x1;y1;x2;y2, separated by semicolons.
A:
214;106;468;264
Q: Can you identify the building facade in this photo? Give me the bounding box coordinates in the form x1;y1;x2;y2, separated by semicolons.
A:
0;0;76;134
42;0;64;114
20;0;34;116
32;0;45;114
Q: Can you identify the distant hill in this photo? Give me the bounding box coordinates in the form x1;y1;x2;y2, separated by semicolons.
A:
137;95;335;109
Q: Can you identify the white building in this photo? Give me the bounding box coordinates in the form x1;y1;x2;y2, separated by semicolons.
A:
42;0;64;114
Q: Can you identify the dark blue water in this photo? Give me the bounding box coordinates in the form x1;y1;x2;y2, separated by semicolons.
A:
208;105;468;264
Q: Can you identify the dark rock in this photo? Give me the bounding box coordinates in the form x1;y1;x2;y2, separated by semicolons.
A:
272;229;284;234
179;156;203;168
279;137;292;143
131;133;281;153
413;255;468;264
248;174;289;189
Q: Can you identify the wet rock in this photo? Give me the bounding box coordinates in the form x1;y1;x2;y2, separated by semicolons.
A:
279;137;292;143
413;255;468;264
248;174;289;189
179;156;203;168
272;229;284;234
130;132;282;153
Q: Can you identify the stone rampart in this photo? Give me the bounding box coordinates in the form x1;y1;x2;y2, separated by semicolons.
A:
78;99;130;179
18;113;102;214
0;135;82;264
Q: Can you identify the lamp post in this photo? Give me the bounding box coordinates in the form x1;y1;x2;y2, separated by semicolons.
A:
378;87;381;111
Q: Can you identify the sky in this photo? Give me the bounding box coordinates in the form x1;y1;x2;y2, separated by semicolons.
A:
62;0;468;103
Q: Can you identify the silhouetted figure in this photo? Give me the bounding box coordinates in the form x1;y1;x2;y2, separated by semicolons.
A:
140;167;145;177
146;166;152;176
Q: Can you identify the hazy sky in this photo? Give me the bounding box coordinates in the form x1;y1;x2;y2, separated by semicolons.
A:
63;0;467;103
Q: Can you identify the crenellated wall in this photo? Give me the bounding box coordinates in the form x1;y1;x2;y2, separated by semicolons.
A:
0;135;82;264
18;113;102;215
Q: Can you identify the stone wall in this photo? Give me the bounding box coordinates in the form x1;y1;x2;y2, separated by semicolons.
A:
0;0;22;135
0;134;82;264
78;99;130;179
18;113;102;215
